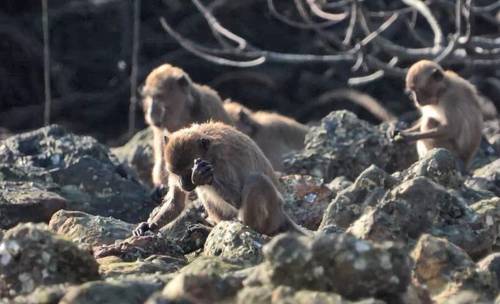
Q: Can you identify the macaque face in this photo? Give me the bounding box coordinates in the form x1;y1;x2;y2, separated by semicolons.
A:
165;135;211;192
406;62;445;107
142;75;191;131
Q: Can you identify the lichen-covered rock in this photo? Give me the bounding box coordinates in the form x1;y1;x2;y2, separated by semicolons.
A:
283;111;417;182
203;221;267;266
11;284;69;304
178;256;243;276
59;281;160;304
398;148;463;189
0;181;67;229
93;234;184;262
320;165;397;229
0;223;99;298
477;253;500;290
49;210;134;247
280;175;334;230
236;285;273;304
112;127;154;187
348;177;494;259
471;198;500;248
411;234;498;303
98;255;185;279
0;125;155;222
246;233;410;301
327;176;353;193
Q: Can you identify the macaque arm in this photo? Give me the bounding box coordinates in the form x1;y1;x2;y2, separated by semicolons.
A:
401;125;451;141
401;120;421;133
148;185;187;228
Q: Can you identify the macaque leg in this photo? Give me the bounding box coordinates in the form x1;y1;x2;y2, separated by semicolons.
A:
148;185;187;228
152;127;166;187
238;173;288;235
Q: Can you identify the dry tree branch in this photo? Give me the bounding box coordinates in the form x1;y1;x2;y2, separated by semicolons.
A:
128;0;141;137
306;0;349;22
267;0;337;30
42;0;51;126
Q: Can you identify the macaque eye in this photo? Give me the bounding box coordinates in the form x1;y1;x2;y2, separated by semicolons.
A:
198;138;210;151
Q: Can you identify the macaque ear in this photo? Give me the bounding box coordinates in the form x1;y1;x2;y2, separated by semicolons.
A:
198;137;210;151
431;68;444;81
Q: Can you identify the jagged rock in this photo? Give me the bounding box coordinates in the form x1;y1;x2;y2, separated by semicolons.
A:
0;223;99;298
203;221;267;266
280;175;334;230
246;233;410;301
477;253;500;289
348;177;494;259
411;234;498;303
283;111;417;182
98;255;185;279
467;159;500;197
0;125;155;222
93;234;184;262
471;198;500;248
49;210;134;247
178;256;243;276
327;176;353;193
59;281;160;304
236;286;274;304
112;128;154;187
320;165;397;229
398;148;463;189
0;181;67;229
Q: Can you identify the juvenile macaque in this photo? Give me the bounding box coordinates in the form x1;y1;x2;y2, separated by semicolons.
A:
392;60;483;169
223;101;308;171
141;64;232;186
133;122;306;236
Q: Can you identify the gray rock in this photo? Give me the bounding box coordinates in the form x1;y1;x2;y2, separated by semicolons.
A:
467;159;500;197
11;283;69;304
0;125;155;223
283;111;417;182
0;223;99;298
112;128;154;187
470;198;500;249
0;181;67;229
320;165;397;229
59;281;160;304
411;234;498;303
97;255;185;279
280;174;334;230
348;177;494;259
49;210;134;247
203;221;267;266
246;233;410;301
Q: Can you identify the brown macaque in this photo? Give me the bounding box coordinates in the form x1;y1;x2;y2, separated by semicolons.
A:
141;64;232;187
392;60;483;169
223;100;308;171
133;122;307;236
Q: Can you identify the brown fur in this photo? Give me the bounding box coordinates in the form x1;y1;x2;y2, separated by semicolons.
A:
141;64;233;186
400;60;483;168
138;122;305;236
223;101;308;171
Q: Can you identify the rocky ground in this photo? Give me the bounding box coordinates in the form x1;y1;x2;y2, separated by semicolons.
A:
1;110;500;303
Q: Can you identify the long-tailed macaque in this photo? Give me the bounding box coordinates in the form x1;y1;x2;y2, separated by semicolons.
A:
133;122;306;236
141;64;232;187
392;60;483;169
223;101;308;171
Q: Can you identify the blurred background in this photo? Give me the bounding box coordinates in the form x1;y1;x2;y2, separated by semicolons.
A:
0;0;499;145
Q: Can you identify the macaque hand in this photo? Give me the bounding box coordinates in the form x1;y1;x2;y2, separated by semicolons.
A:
192;158;214;186
132;222;158;236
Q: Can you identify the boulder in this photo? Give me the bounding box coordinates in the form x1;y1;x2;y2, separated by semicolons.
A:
49;210;134;247
203;221;267;266
477;253;500;290
98;255;185;279
467;159;500;197
0;125;155;222
0;223;99;298
0;181;67;229
246;233;410;301
283;111;417;182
